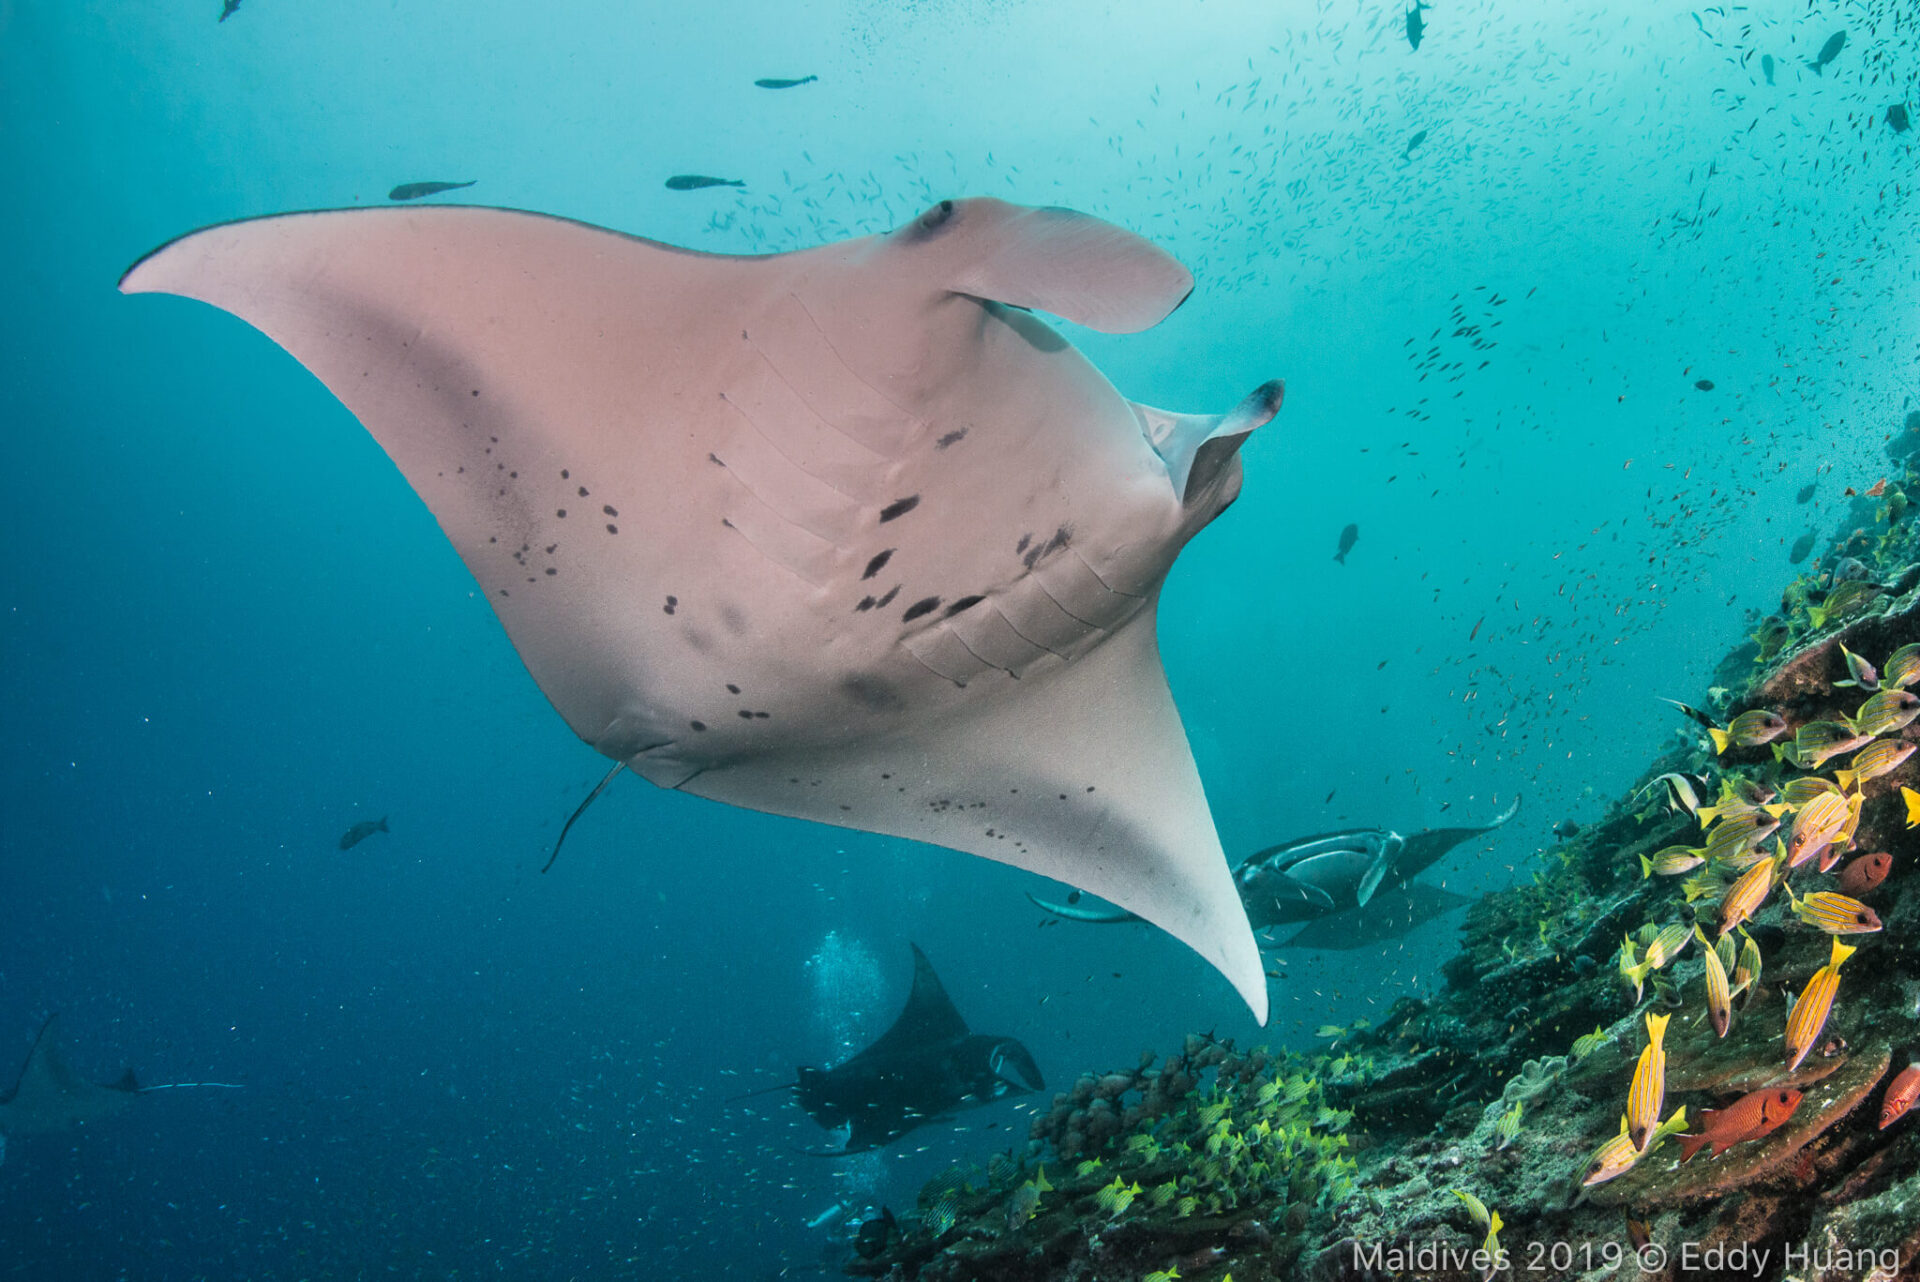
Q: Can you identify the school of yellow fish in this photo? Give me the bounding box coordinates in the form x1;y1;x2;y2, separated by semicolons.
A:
1586;639;1920;1185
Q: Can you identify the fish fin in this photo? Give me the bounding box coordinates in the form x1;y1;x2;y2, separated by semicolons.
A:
1709;728;1730;754
922;198;1194;334
1354;845;1394;908
1676;1131;1711;1164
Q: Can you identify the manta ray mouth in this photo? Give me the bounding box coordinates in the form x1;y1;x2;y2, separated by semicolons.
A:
989;1041;1045;1093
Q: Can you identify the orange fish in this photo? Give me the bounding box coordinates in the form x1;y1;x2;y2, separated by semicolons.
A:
1836;851;1893;895
1881;1063;1920;1129
1677;1087;1804;1162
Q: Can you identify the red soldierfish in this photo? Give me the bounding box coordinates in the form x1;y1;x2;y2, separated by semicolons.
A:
1882;1063;1920;1129
1836;851;1893;895
1677;1088;1804;1162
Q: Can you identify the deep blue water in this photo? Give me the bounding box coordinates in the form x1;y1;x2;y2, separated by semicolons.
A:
3;0;1914;1276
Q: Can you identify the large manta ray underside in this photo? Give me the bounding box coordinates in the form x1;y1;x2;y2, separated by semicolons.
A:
122;197;1282;1018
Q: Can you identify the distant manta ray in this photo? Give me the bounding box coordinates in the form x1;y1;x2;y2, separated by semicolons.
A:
1029;796;1520;951
0;1016;241;1165
731;943;1043;1154
120;197;1283;1019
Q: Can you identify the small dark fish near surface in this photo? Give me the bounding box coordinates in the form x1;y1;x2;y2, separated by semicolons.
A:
754;75;817;89
1333;523;1359;564
1789;531;1816;563
1889;104;1911;134
1404;0;1428;50
665;174;745;191
388;180;476;202
339;816;389;850
1761;54;1775;85
1694;378;1714;391
1404;129;1428;159
219;0;242;21
1805;31;1846;76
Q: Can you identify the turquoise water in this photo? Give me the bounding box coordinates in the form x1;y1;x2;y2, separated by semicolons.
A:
2;0;1913;1275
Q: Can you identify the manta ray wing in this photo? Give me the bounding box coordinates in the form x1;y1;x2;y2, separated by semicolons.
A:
0;1016;137;1137
120;198;1273;1018
845;943;969;1064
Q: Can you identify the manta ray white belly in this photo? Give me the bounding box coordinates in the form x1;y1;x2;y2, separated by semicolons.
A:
121;196;1282;1020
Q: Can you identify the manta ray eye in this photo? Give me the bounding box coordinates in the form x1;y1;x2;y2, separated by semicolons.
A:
915;200;957;235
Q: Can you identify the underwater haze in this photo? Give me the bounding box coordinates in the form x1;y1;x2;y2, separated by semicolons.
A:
2;0;1915;1276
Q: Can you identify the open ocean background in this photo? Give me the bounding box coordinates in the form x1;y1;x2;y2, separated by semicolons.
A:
2;0;1914;1275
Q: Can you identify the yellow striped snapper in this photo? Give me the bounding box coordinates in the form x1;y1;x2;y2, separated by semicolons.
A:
1885;643;1920;690
1620;923;1691;996
1704;810;1782;862
1570;1026;1609;1060
1847;689;1920;738
1696;926;1733;1037
1777;721;1874;770
1581;1108;1689;1186
1713;843;1776;873
1718;849;1779;937
1786;789;1851;868
1452;1188;1491;1228
1780;775;1841;807
1709;710;1788;754
1641;845;1706;878
1807;579;1884;630
1787;887;1882;935
1827;791;1865;871
1681;868;1728;903
1494;1099;1523;1150
1785;937;1856;1070
1580;1117;1641;1186
1835;739;1915;792
1833;642;1881;690
1732;928;1762;998
1694;784;1786;828
1626;1013;1671;1150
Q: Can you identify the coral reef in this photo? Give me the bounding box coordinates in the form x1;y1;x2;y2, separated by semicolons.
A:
842;415;1920;1281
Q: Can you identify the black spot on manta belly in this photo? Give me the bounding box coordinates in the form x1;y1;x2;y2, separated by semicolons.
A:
1016;533;1032;554
936;429;967;449
855;596;876;612
878;495;921;523
841;674;905;712
944;595;984;617
862;549;895;580
726;683;740;694
902;596;941;622
663;595;678;615
876;585;901;608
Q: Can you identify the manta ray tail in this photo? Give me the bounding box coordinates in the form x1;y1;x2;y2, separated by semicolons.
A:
726;1080;798;1104
540;761;626;874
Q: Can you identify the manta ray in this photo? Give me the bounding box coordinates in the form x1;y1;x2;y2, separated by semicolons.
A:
120;197;1282;1018
1029;796;1520;949
0;1018;240;1168
738;943;1043;1154
0;1016;139;1157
